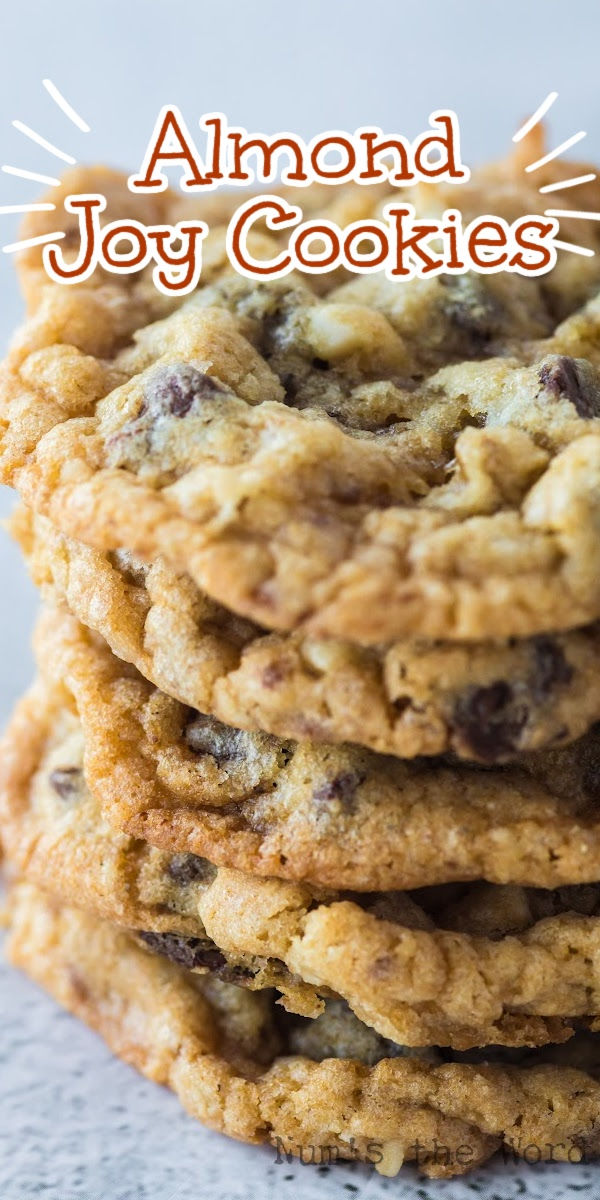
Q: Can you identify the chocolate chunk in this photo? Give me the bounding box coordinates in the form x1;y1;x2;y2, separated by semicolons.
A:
167;854;216;886
313;771;363;813
143;363;225;419
138;931;227;972
219;963;257;984
183;711;245;763
49;767;82;801
260;290;305;358
453;682;528;761
260;302;288;354
530;637;573;700
527;884;600;921
138;931;258;983
311;357;330;371
539;356;600;419
440;275;501;354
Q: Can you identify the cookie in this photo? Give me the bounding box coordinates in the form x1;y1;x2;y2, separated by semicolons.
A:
0;675;323;1017
8;674;600;1050
4;167;600;643
31;606;600;892
8;882;600;1178
17;505;600;762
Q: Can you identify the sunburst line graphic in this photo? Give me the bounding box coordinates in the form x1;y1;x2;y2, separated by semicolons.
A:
0;203;55;215
539;173;597;193
1;85;598;265
513;92;597;257
2;165;61;187
544;208;600;220
2;79;90;253
512;92;558;144
42;79;90;133
526;130;587;173
552;239;594;257
2;230;66;255
11;121;76;165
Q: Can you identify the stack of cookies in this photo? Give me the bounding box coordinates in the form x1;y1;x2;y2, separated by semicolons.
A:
3;147;600;1181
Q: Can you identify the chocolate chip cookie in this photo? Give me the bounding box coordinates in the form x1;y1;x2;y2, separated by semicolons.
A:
0;674;322;1016
4;164;600;642
9;882;600;1178
8;673;600;1049
29;606;600;892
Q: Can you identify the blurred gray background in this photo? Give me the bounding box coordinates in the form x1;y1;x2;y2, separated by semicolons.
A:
1;3;600;1197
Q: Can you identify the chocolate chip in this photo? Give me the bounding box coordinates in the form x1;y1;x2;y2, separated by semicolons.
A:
313;771;363;813
527;884;600;921
333;481;362;504
143;363;225;419
539;356;600;419
219;963;257;984
49;767;82;801
311;357;330;371
453;682;528;761
167;854;216;886
183;711;245;763
281;372;300;403
260;302;288;354
530;637;573;700
138;931;228;972
261;662;290;689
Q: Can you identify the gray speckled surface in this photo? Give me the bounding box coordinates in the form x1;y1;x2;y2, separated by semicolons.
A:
1;946;598;1200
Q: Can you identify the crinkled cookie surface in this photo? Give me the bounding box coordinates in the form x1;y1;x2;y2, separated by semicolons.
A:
30;607;600;892
18;506;600;762
3;160;600;642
